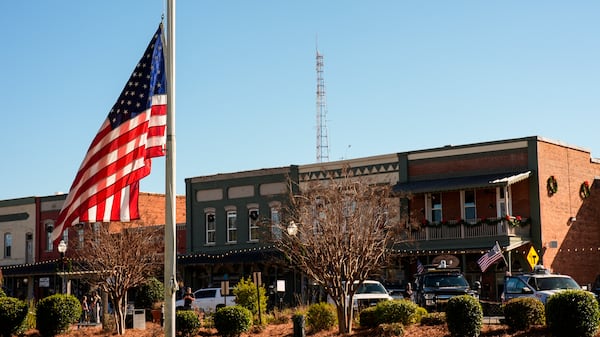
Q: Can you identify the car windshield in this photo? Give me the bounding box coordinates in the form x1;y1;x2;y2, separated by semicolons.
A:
424;274;469;287
356;283;388;294
530;277;580;291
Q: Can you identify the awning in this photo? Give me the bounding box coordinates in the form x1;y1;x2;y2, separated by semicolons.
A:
393;171;531;194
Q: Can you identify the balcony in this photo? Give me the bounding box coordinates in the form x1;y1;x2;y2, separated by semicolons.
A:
402;217;531;242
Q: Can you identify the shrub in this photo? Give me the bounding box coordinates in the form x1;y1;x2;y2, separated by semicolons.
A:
503;297;545;331
213;305;253;337
445;295;482;337
420;312;445;326
175;310;201;337
359;306;378;328
376;322;405;337
306;302;337;332
136;277;164;309
546;290;600;337
375;299;420;325
0;297;28;337
36;294;81;337
0;288;6;297
233;277;267;318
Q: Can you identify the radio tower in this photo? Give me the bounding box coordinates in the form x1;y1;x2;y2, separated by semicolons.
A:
316;47;330;163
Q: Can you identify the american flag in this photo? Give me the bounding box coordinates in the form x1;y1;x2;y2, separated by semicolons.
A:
416;259;424;274
51;25;166;243
477;242;504;272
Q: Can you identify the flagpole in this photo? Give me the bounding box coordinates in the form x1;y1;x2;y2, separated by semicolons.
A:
164;0;177;337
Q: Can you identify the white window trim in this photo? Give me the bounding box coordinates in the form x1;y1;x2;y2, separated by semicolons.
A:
461;190;477;221
227;210;237;243
496;186;512;218
248;208;259;242
425;193;443;222
206;212;216;245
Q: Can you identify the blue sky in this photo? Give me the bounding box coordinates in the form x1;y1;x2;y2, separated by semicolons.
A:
1;1;599;200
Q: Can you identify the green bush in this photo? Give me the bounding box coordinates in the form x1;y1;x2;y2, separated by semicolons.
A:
213;305;253;337
546;290;600;337
35;294;82;337
136;277;164;309
0;297;28;337
445;295;482;337
420;312;445;326
175;310;201;337
0;288;6;297
375;299;420;326
233;277;267;318
306;302;336;332
359;306;378;328
503;297;545;331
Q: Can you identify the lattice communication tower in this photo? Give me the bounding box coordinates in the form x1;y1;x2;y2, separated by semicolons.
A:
316;49;330;162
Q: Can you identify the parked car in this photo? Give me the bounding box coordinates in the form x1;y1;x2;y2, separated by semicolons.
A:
501;266;585;304
414;262;479;311
328;280;393;311
175;287;236;313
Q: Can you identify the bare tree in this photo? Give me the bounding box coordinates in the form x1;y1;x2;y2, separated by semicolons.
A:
277;168;402;334
74;223;163;335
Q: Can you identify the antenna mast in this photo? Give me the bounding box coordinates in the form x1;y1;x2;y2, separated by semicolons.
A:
316;47;330;163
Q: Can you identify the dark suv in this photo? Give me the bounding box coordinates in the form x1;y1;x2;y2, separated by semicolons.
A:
415;264;479;311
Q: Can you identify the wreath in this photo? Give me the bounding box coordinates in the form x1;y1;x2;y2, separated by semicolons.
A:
580;181;591;199
546;176;558;195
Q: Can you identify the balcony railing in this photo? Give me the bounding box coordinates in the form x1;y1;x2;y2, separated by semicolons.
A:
402;218;530;242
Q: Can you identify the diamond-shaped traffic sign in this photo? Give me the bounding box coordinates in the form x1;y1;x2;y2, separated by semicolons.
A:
526;246;539;269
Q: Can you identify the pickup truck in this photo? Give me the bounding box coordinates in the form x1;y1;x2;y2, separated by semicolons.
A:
175;287;236;313
327;280;393;311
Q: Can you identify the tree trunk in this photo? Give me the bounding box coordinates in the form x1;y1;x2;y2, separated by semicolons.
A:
113;297;126;335
336;299;354;334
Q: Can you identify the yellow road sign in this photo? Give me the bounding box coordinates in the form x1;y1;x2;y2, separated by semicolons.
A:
526;246;539;269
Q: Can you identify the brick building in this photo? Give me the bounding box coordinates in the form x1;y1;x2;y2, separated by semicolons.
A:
0;192;186;300
181;136;600;302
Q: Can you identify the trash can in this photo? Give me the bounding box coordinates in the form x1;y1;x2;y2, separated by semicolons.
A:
126;309;146;329
292;314;305;337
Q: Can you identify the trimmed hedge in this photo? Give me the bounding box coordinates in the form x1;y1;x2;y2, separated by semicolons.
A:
445;295;482;337
376;300;420;325
213;305;253;337
0;297;28;337
546;290;600;337
503;297;545;331
175;310;201;337
35;294;82;337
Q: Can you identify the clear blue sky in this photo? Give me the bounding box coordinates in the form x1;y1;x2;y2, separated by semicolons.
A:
2;1;599;200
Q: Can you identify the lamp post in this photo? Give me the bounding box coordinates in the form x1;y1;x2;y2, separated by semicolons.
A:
57;240;67;294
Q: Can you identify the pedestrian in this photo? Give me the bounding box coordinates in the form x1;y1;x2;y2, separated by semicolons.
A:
404;282;414;302
81;295;90;323
183;287;194;310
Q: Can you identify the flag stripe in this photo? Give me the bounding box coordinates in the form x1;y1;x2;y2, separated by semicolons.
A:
477;242;503;272
51;25;166;243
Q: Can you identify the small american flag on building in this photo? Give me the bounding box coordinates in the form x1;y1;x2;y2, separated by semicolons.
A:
416;259;424;274
51;25;166;243
477;242;504;272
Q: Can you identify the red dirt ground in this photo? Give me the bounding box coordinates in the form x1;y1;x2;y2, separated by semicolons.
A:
25;320;591;337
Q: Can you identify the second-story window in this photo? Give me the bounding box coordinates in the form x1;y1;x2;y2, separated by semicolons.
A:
45;222;54;252
248;209;259;242
227;211;237;243
206;213;216;244
428;193;442;223
271;207;281;240
4;233;12;258
463;190;476;221
78;228;84;249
